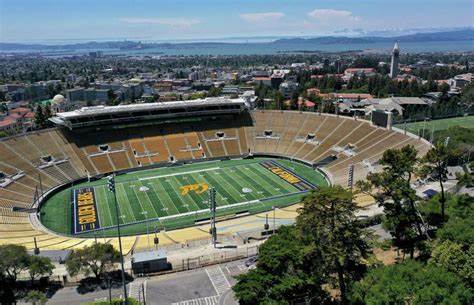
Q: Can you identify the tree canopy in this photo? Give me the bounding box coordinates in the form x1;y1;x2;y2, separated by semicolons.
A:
419;142;452;221
296;186;371;303
0;244;30;281
28;255;54;283
349;260;473;305
65;243;120;280
234;186;372;305
357;145;424;258
233;226;330;305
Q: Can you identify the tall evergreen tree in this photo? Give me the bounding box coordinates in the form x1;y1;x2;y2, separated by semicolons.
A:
296;186;371;304
357;145;424;258
34;105;45;129
419;142;452;222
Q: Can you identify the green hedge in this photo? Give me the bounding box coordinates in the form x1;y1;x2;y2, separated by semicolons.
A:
84;297;140;305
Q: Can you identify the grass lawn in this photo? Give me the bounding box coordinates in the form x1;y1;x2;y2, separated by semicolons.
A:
40;158;328;237
396;116;474;135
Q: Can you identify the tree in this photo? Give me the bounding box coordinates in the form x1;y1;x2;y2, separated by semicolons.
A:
28;255;54;283
429;240;474;286
233;226;330;305
274;90;284;110
436;194;474;245
65;243;120;280
34;105;45;129
24;290;47;305
0;244;30;281
461;85;474;108
0;102;7;113
43;105;52;120
419;142;452;222
456;172;473;190
107;89;117;106
296;186;371;304
349;260;473;305
357;145;424;258
208;86;222;97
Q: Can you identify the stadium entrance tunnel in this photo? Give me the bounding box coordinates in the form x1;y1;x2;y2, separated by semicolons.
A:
37;156;329;238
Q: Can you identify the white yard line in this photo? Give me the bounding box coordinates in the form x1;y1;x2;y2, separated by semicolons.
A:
147;180;181;215
171;175;202;211
158;199;260;221
137;180;161;218
96;186;114;227
166;176;193;214
139;167;220;181
130;183;149;219
117;183;137;222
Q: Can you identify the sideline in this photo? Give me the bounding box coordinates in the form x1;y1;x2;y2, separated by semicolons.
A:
139;167;220;181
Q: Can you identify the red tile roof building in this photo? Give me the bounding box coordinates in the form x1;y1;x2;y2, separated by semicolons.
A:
0;107;35;134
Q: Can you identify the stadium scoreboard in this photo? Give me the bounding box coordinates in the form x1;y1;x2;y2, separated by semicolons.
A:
371;110;392;129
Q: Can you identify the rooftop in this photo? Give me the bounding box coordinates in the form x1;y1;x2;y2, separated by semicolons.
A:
55;97;246;119
132;249;167;263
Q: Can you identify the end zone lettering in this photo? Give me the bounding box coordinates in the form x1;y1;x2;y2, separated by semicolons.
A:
73;187;100;234
260;161;316;191
269;167;300;184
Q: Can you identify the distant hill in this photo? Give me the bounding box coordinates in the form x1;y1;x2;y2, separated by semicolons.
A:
0;40;149;51
273;29;474;45
1;29;472;52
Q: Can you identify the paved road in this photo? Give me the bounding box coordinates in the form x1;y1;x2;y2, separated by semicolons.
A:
145;259;247;305
46;258;248;305
47;286;123;305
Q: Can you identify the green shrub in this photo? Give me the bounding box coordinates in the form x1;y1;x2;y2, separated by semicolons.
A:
84;297;140;305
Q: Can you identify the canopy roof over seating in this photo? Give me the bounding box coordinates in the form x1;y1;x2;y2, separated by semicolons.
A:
50;97;248;129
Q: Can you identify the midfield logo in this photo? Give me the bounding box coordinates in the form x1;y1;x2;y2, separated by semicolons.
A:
180;183;209;195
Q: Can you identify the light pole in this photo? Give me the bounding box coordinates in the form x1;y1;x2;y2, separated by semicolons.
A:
272;206;276;234
209;188;217;247
154;226;160;250
140;210;150;249
33;237;39;255
108;174;128;305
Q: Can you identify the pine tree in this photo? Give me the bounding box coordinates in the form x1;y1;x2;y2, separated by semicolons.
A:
34;105;45;129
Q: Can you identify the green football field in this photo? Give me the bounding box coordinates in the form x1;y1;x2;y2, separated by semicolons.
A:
396;115;474;135
40;158;328;237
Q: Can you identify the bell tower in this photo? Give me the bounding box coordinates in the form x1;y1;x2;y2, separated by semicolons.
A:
389;42;400;78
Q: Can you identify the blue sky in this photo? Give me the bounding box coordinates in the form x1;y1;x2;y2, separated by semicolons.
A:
0;0;473;42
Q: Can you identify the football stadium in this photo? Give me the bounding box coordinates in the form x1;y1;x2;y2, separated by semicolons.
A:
0;97;431;251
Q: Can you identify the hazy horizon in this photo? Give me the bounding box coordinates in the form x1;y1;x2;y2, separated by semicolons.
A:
1;0;473;43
